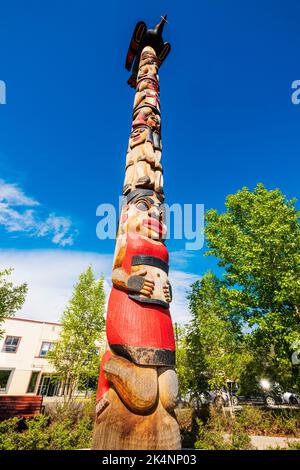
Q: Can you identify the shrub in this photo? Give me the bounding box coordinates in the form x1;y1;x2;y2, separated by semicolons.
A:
287;440;300;450
0;415;93;450
195;424;253;450
236;407;300;436
193;404;300;450
0;417;22;450
195;427;230;450
69;416;93;449
231;430;253;450
176;408;199;448
17;415;50;450
44;400;84;424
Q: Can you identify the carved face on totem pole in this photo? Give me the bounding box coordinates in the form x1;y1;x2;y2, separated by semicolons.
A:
132;106;161;131
138;62;158;81
137;78;159;93
134;79;161;112
120;190;166;242
128;126;149;149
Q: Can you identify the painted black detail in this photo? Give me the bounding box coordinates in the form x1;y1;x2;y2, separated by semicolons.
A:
129;294;169;309
126;188;164;204
110;343;175;366
125;16;171;88
132;255;169;274
168;282;173;302
127;275;146;293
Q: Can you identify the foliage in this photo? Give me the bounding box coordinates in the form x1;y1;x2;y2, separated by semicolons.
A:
195;419;253;450
230;430;253;450
44;394;96;423
194;405;300;450
195;427;230;450
205;183;300;388
48;266;106;401
185;272;252;395
0;415;93;450
174;324;190;397
0;268;27;337
175;408;199;449
287;440;300;450
202;405;300;437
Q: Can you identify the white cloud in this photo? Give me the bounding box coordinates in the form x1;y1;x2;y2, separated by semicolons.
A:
0;249;199;326
37;214;76;247
169;270;199;324
0;250;112;323
0;179;39;206
169;250;198;269
0;179;77;246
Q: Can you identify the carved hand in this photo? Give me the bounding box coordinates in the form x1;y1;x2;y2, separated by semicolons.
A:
127;269;155;297
163;281;172;303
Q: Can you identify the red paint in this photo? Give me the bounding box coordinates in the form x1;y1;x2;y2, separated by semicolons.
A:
142;217;166;235
107;287;175;351
96;350;112;402
106;233;174;357
122;233;168;274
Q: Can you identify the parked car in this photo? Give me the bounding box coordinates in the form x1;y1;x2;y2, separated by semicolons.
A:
248;380;300;407
281;391;300;405
188;382;239;410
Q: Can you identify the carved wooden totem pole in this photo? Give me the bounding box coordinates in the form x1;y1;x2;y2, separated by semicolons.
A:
92;16;181;450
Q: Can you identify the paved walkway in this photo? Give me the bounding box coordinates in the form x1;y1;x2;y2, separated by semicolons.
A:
224;433;300;450
250;435;300;450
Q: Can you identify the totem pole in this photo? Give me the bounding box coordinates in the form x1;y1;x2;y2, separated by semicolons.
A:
92;16;181;450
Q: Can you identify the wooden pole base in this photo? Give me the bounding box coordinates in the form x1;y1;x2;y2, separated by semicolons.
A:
92;389;181;450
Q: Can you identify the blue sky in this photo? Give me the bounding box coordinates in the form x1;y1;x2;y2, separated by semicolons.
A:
0;0;299;323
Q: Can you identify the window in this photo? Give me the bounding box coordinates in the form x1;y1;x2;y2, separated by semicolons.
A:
26;371;40;393
37;375;60;397
3;336;21;353
39;342;55;357
0;369;13;392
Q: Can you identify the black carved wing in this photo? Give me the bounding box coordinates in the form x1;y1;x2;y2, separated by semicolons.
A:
158;42;171;67
125;21;147;71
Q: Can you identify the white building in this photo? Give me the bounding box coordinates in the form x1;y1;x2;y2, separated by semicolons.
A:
0;317;62;397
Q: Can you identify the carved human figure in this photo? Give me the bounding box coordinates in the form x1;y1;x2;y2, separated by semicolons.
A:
134;85;161;112
111;189;171;308
92;190;180;449
123;124;163;195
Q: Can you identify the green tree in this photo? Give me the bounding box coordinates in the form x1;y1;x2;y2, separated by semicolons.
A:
48;266;106;402
186;272;251;404
0;268;27;338
205;183;300;389
174;323;190;399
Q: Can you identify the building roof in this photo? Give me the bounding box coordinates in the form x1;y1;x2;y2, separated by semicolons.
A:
6;317;61;327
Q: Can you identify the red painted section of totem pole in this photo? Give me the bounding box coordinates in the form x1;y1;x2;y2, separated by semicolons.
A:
122;233;169;273
107;288;175;350
96;350;112;402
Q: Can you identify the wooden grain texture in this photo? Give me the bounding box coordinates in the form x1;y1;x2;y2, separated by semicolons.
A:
158;367;179;413
92;389;181;450
123;46;163;196
103;355;158;413
93;24;181;449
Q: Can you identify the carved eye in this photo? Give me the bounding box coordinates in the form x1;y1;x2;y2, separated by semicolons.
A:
160;208;166;223
135;200;150;211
